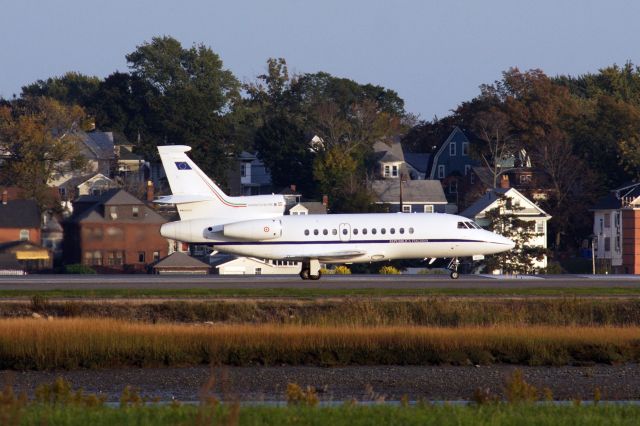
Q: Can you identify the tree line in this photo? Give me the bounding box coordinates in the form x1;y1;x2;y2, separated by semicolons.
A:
2;35;640;255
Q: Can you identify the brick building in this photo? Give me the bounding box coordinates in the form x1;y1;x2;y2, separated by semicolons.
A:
63;189;168;272
0;190;41;244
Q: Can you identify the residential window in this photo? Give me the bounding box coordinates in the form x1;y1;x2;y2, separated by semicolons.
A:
470;172;475;184
153;251;160;262
255;267;262;275
132;206;139;218
19;229;29;241
520;174;532;184
464;165;471;176
604;213;611;228
437;165;445;179
424;205;434;213
449;142;456;156
108;251;123;266
615;236;621;252
402;205;411;213
241;163;248;177
392;165;398;177
536;221;544;234
92;250;102;266
462;142;469;156
604;237;611;252
384;165;390;177
109;206;117;220
138;252;145;263
449;180;457;194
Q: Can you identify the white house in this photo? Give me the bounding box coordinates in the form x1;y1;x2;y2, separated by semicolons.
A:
591;182;640;274
461;187;551;270
212;255;300;275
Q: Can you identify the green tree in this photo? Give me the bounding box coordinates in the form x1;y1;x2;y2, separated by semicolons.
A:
21;72;101;109
0;98;87;209
126;36;241;182
482;194;546;274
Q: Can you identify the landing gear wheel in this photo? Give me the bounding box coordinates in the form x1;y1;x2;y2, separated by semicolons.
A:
447;257;461;280
299;269;310;280
309;271;322;281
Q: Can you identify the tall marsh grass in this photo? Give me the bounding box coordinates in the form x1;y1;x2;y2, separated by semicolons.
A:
6;297;640;326
0;318;639;369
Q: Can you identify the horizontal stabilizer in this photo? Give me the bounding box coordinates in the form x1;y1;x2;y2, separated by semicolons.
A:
154;195;212;205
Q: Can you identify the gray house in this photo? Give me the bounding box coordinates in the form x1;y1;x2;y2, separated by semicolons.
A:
428;127;479;200
372;180;448;213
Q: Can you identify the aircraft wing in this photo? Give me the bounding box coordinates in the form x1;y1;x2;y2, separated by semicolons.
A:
283;250;366;262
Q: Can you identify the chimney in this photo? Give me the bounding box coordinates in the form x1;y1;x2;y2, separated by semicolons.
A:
500;174;510;189
1;190;7;205
322;195;329;207
146;180;154;202
290;184;297;193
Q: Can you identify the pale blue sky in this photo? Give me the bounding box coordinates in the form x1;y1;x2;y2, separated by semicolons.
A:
1;0;638;119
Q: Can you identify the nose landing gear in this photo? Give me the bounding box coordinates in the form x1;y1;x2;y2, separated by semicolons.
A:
447;257;460;279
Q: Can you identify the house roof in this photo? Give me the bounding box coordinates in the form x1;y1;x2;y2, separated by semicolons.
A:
82;131;115;161
295;202;327;214
372;180;447;204
592;182;640;210
404;153;431;174
0;199;40;228
118;146;143;161
460;187;550;219
153;252;211;269
67;189;166;224
471;167;495;188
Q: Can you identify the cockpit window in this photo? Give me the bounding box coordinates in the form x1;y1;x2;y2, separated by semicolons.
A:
468;221;482;229
457;222;469;229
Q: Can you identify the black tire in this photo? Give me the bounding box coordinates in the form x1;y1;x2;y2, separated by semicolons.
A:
300;269;310;280
450;271;459;280
309;271;322;280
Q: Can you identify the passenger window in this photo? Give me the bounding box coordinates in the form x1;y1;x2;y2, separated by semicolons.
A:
399;228;404;234
314;229;319;235
390;228;395;234
353;229;358;235
362;229;368;235
409;227;414;234
332;229;337;235
381;228;386;234
304;230;309;236
323;229;328;235
372;228;377;235
342;228;348;235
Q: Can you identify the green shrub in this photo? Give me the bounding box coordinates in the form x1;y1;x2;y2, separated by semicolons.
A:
64;264;97;274
379;265;400;275
334;265;352;274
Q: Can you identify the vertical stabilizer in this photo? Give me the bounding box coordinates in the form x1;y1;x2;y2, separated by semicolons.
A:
157;145;285;222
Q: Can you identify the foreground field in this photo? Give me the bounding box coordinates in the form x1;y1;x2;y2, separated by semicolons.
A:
6;403;640;426
1;318;639;369
8;297;640;326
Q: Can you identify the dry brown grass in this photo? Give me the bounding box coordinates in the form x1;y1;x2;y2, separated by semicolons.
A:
0;318;639;369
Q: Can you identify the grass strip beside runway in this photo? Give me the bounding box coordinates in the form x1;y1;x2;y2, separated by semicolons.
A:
1;319;639;369
9;404;640;426
2;286;640;298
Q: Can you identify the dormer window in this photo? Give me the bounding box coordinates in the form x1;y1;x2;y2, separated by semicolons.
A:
384;165;390;177
132;206;139;218
109;206;117;220
392;165;398;177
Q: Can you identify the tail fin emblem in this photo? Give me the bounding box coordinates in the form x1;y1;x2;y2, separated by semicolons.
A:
175;162;191;170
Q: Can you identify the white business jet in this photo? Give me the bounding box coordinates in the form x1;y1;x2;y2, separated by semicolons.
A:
156;146;514;279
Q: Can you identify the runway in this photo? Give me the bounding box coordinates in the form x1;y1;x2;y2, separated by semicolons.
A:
0;274;639;291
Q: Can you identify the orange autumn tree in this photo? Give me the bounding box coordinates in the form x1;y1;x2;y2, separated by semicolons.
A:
0;97;87;210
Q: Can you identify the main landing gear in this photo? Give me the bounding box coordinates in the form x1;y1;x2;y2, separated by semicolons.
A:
299;259;322;280
447;257;460;280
